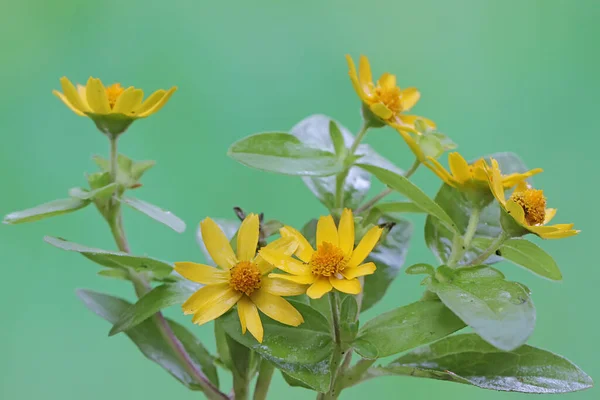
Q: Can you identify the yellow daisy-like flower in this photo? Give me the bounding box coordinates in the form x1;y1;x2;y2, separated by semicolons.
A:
174;214;305;343
345;54;435;132
259;209;382;299
53;77;176;136
425;152;543;190
486;159;579;239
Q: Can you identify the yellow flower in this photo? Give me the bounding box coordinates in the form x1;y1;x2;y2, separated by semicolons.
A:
53;77;176;136
425;152;543;190
486;159;579;239
259;209;382;299
174;214;305;343
345;54;435;132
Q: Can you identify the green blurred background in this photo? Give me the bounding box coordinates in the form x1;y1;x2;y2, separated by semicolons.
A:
1;0;598;398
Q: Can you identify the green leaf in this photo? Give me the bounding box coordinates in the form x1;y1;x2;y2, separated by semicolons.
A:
261;219;283;239
77;290;219;390
359;164;458;233
120;196;186;233
474;237;562;281
93;154;155;188
290;115;403;210
375;202;425;215
220;301;333;392
282;371;314;389
69;183;118;201
405;263;435;276
428;266;535;351
3;198;90;224
98;269;130;280
197;219;240;265
362;216;412;311
424;152;531;265
214;319;233;370
367;333;593;394
44;236;173;278
340;295;359;344
301;218;318;249
354;301;465;358
329;120;347;157
109;281;199;335
228;131;344;177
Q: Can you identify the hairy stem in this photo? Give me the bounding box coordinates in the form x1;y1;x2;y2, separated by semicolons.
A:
355;159;420;214
253;361;275;400
334;123;370;210
470;231;510;265
447;207;481;268
106;138;228;400
322;292;344;400
340;358;376;389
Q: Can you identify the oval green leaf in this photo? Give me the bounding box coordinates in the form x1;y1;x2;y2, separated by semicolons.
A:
121;196;186;233
354;301;466;358
44;236;173;278
369;333;593;394
219;301;333;392
3;198;90;225
428;270;535;351
228;131;344;177
77;290;219;390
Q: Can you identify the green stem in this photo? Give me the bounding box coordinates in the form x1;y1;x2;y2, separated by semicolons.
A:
253;361;275;400
323;292;344;400
105;138;228;400
334;123;370;210
470;231;510;266
355;159;420;214
340;358;376;389
233;374;249;400
447;207;481;268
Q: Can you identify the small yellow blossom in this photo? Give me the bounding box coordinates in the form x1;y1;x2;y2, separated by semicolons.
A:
485;159;579;239
53;77;176;136
425;152;543;190
345;54;435;132
174;214;305;343
259;209;382;299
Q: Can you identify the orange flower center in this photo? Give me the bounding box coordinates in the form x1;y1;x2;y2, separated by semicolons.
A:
510;188;546;225
229;261;262;296
105;83;125;108
310;242;347;277
374;85;403;115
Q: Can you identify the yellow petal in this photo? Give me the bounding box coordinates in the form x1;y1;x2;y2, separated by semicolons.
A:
397;128;425;162
487;159;506;203
370;102;393;120
250;289;304;326
448;153;471;184
261;276;307;296
502;168;543;187
377;72;396;90
400;87;421;111
358;55;374;96
135;89;165;115
182;283;231;314
52;90;85;116
85;77;111;114
505;200;526;225
59;77;89;112
342;262;377;280
317;215;339;247
329;276;361;295
424;156;454;184
348;226;383;268
306;276;333;299
345;54;369;102
200;218;237;269
238;296;263;342
255;236;298;274
338;208;355;257
174;262;230;284
399;114;436;129
280;226;314;262
259;248;311;275
536;229;580;239
268;273;316;285
113;87;144;114
77;84;88;107
237;214;260;262
137;87;177;117
191;288;242;326
544;208;557;224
